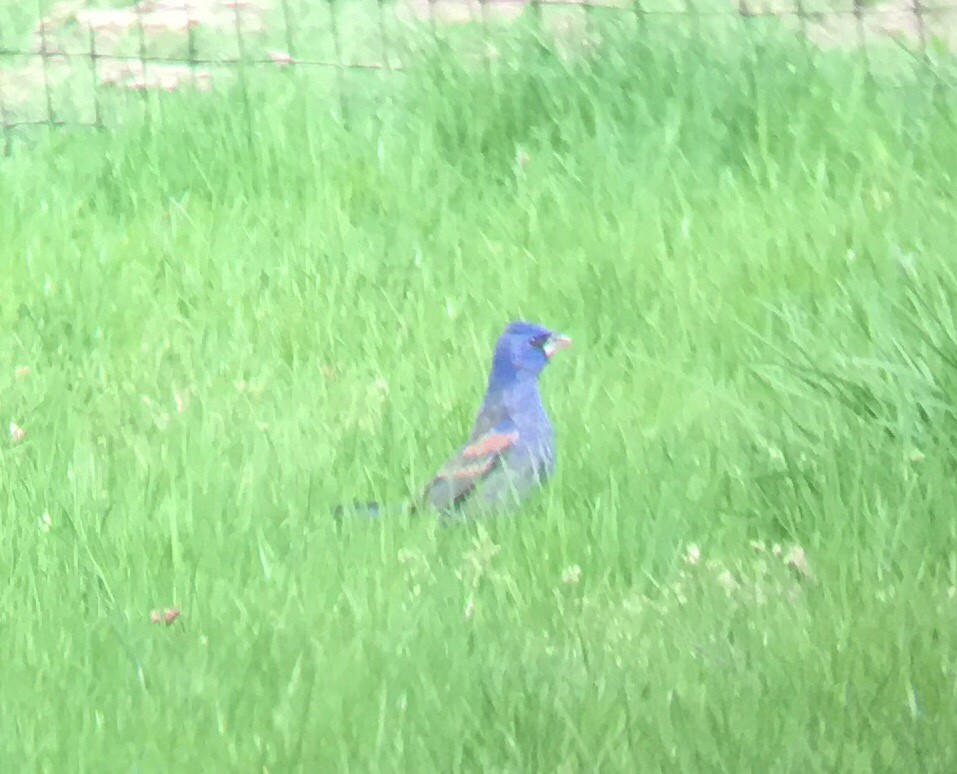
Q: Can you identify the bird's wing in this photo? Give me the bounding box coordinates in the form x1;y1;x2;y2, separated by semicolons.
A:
466;399;510;441
418;418;521;513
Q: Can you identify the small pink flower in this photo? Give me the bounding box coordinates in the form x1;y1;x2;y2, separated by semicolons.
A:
150;608;181;626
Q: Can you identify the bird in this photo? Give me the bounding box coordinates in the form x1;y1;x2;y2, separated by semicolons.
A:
336;321;572;521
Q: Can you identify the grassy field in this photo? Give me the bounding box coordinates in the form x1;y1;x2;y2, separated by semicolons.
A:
3;4;957;771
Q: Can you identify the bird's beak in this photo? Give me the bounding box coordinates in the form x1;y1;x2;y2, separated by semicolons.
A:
543;333;572;359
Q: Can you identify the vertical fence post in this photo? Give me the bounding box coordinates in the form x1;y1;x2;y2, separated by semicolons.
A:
134;4;152;125
0;65;11;155
911;0;927;55
280;0;298;61
851;0;872;80
279;0;312;148
328;0;349;125
35;0;56;126
428;0;439;38
87;21;103;129
186;1;199;91
377;0;393;73
231;0;257;155
792;0;811;64
478;0;493;84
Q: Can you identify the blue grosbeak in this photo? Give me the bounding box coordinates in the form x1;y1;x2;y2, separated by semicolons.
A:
337;321;571;520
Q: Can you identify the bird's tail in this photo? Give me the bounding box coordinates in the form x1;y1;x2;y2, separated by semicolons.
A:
333;501;384;519
333;501;414;520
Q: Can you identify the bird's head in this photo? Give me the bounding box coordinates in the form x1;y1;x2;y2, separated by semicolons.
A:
487;321;572;389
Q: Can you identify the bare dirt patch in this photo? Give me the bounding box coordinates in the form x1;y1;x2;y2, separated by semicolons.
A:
0;0;268;122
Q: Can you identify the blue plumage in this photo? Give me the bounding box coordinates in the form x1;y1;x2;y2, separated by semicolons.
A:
335;320;571;521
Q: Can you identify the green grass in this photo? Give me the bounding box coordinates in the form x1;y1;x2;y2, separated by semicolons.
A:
3;8;957;771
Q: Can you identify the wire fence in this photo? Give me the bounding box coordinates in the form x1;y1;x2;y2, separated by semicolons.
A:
0;0;952;147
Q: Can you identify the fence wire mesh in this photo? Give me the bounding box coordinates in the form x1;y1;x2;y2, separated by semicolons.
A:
0;0;952;146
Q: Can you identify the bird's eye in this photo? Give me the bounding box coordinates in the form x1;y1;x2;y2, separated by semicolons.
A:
529;334;549;349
